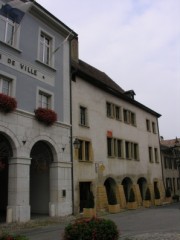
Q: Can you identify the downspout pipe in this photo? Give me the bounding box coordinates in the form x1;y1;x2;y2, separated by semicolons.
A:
69;36;78;215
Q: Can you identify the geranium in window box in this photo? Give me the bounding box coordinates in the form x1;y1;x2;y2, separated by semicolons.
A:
0;93;17;113
34;107;57;126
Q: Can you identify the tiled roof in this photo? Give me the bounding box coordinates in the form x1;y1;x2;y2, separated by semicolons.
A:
71;59;161;118
71;59;125;94
160;138;180;148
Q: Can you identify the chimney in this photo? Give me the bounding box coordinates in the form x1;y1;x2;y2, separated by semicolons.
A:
71;38;79;63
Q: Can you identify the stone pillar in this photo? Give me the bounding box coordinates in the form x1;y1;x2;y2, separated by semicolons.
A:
49;162;72;217
147;183;154;204
117;184;126;209
96;185;108;211
133;184;142;206
7;157;31;223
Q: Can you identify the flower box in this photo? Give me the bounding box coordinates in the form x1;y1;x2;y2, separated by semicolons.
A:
0;93;17;113
34;107;57;126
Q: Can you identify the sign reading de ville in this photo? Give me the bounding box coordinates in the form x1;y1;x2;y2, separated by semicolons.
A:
0;52;54;86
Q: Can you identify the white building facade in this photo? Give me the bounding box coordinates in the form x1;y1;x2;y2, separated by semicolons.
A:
71;57;163;213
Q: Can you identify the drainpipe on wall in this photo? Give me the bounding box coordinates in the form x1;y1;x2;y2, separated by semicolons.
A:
69;36;79;215
157;119;165;192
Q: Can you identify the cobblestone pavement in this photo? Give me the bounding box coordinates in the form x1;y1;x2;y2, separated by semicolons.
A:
121;233;180;240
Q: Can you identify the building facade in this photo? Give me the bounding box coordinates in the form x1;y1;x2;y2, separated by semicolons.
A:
160;138;180;196
71;54;164;214
0;0;77;222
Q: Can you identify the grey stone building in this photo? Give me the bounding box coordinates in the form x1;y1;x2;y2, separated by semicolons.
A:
160;137;180;197
0;0;77;222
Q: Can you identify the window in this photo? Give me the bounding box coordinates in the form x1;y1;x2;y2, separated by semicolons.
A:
148;147;153;162
0;16;15;45
106;102;113;118
107;137;113;157
177;178;180;190
106;102;122;120
39;91;51;109
80;106;88;126
107;137;123;158
166;178;172;191
117;139;123;158
154;148;159;163
115;105;121;120
123;109;136;126
125;141;131;159
0;77;11;95
152;122;156;134
39;32;52;65
174;159;177;169
146;119;151;132
133;143;139;160
125;141;139;160
78;139;92;161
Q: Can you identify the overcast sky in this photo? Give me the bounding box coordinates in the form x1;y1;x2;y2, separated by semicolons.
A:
36;0;180;140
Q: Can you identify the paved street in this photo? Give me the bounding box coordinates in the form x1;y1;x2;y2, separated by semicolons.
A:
1;202;180;239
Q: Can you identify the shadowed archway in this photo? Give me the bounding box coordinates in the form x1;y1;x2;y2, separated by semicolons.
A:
30;141;53;216
0;134;13;222
122;177;133;202
137;177;147;200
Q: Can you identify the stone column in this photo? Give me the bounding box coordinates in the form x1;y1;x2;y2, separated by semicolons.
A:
49;162;72;217
96;185;108;211
117;184;126;209
133;184;142;206
7;157;31;223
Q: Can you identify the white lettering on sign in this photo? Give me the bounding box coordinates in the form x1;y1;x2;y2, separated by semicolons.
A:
0;52;54;86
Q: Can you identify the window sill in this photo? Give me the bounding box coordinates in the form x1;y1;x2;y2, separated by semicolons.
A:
79;124;90;128
36;59;56;72
78;160;93;163
0;40;22;53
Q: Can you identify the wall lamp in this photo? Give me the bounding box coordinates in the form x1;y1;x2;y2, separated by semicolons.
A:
73;138;80;149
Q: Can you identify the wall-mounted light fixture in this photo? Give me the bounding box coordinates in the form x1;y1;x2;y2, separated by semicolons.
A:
73;138;80;149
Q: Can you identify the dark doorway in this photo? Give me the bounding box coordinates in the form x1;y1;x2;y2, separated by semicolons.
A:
122;177;132;201
79;182;91;212
30;141;53;216
137;177;147;200
104;177;117;204
0;134;13;222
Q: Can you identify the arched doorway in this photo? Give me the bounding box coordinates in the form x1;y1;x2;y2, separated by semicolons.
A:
30;141;53;216
137;177;147;200
104;177;118;204
122;177;132;202
0;134;13;222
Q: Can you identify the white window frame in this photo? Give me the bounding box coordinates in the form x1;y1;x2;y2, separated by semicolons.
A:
0;15;20;48
38;28;55;67
0;70;16;97
36;87;54;109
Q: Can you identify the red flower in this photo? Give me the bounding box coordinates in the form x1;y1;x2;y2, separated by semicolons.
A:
34;107;57;126
0;93;17;113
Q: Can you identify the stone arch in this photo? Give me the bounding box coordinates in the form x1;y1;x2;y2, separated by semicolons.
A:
137;177;147;200
104;177;118;204
30;140;54;216
0;127;20;157
122;177;133;202
27;135;59;162
0;133;14;221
